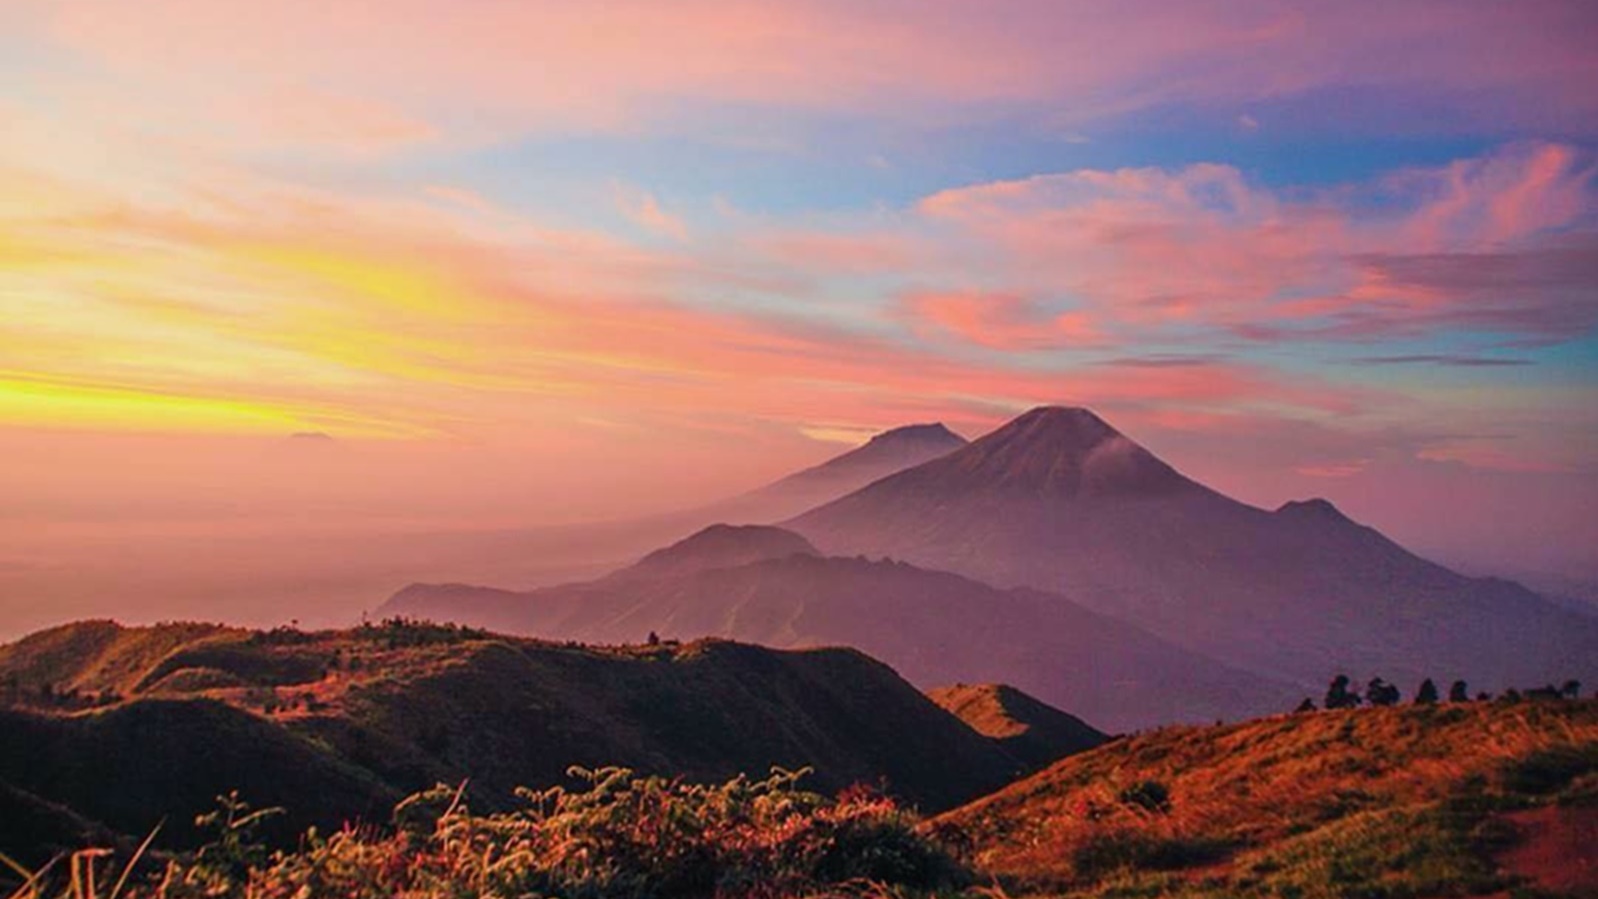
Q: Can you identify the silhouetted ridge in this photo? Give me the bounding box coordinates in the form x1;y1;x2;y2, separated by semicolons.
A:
620;524;817;579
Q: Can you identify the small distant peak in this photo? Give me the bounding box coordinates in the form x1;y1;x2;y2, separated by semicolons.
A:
868;422;962;445
1276;498;1350;521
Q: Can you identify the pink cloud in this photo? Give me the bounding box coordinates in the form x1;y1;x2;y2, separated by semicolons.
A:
899;143;1597;344
900;291;1105;350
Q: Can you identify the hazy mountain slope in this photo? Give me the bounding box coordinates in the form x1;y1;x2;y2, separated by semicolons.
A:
936;698;1598;896
0;619;1023;860
383;543;1289;732
620;524;818;580
928;683;1108;769
701;423;967;525
787;406;1598;692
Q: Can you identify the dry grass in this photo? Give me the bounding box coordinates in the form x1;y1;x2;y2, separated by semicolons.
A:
937;698;1598;896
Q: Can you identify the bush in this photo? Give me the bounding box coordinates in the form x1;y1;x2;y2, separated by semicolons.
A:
1500;743;1598;796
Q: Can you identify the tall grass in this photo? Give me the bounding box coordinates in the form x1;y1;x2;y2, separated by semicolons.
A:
4;768;968;899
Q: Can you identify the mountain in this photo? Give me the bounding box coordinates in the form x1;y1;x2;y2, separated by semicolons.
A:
927;683;1108;769
787;406;1598;694
935;698;1598;897
383;535;1289;732
0;619;1026;862
700;423;967;524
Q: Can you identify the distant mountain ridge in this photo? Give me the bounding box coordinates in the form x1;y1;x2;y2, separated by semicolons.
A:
383;531;1288;732
620;524;818;580
788;406;1598;692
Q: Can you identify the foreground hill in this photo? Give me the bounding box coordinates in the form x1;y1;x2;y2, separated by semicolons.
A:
938;697;1598;897
384;532;1288;732
0;619;1027;862
789;406;1598;695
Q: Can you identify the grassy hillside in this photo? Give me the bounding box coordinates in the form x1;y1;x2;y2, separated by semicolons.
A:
5;686;1595;898
0;619;1026;865
938;697;1598;897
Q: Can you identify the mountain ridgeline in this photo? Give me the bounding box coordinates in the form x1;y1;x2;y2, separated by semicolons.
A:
391;406;1598;727
384;534;1285;732
787;406;1598;691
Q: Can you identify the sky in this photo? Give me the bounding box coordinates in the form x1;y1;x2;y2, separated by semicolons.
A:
2;0;1597;609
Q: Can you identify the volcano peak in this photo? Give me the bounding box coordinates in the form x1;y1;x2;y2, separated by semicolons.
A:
923;406;1193;498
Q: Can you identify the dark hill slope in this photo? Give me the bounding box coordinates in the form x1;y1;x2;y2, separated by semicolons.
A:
383;550;1288;732
0;699;398;852
788;406;1598;693
928;683;1108;769
0;620;1022;860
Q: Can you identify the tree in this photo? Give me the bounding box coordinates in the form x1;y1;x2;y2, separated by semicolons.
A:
1449;680;1469;703
1325;675;1361;710
1295;697;1317;713
1415;679;1439;705
1366;677;1400;707
646;631;661;647
1561;679;1582;699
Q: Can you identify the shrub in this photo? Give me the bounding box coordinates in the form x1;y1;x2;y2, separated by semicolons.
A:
1500;743;1598;796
